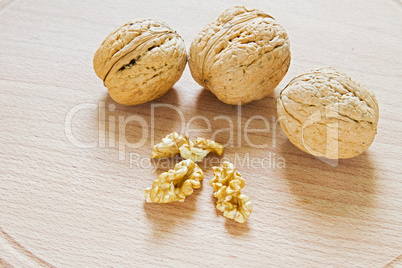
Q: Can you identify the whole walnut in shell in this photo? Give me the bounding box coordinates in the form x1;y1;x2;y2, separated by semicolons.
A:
188;6;291;105
93;19;187;105
277;67;379;159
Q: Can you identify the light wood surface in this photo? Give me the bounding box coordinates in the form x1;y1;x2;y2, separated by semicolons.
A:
1;0;402;267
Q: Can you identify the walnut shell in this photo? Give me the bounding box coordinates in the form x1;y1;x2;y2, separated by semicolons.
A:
277;67;379;159
93;19;187;105
188;6;291;105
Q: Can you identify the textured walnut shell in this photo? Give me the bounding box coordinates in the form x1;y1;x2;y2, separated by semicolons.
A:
93;19;187;105
188;6;291;105
277;67;379;159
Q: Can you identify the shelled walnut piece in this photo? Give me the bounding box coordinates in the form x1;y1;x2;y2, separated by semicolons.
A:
210;162;252;223
143;159;204;203
93;19;187;105
188;6;291;105
151;132;224;162
277;67;379;159
150;132;188;159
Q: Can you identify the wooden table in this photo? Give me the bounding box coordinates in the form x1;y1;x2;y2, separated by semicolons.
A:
1;0;401;267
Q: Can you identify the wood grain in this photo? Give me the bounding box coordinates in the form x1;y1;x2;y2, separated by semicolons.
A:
0;0;401;267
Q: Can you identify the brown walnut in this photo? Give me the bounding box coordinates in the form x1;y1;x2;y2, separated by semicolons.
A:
94;19;187;105
189;6;291;105
277;67;379;159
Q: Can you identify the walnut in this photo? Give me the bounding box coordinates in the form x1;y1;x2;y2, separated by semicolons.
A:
143;159;204;203
150;132;188;159
93;19;187;105
188;6;291;105
192;137;224;156
277;67;379;159
151;133;224;162
179;137;224;162
210;162;252;223
179;144;210;163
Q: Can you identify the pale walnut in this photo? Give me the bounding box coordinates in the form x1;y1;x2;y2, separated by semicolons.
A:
143;159;204;203
192;137;224;156
188;6;291;105
150;132;188;159
179;144;209;163
179;137;224;162
151;133;224;162
277;67;379;159
210;162;252;223
93;19;187;105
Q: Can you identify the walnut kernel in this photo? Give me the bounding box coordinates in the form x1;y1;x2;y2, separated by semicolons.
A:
179;144;210;163
192;137;224;156
151;133;224;162
143;159;204;203
150;132;188;159
210;162;252;223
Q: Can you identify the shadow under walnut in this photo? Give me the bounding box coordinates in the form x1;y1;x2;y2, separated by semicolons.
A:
278;138;377;218
97;87;180;154
143;185;201;239
194;87;279;151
